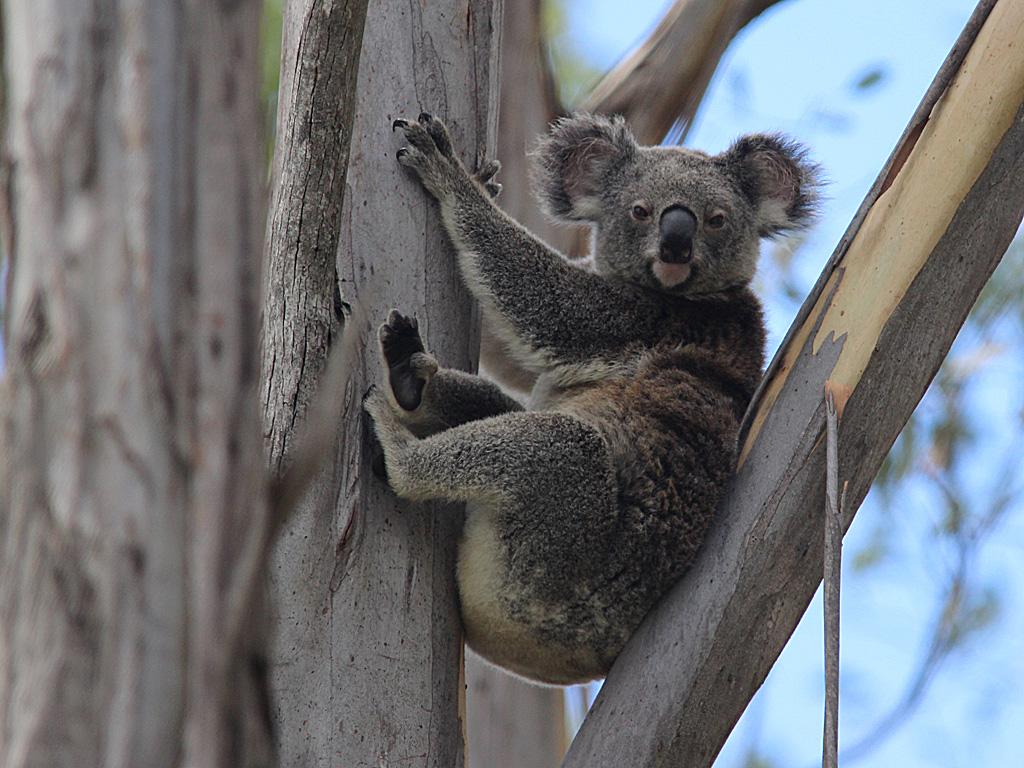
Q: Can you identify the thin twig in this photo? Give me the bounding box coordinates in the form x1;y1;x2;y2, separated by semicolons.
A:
823;385;844;768
223;301;367;662
268;299;367;530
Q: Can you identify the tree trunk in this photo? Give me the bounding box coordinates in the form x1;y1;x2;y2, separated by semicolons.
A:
265;1;502;766
561;1;1024;766
466;652;568;768
0;1;271;766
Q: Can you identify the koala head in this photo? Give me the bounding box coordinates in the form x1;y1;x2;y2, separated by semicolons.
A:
532;113;821;296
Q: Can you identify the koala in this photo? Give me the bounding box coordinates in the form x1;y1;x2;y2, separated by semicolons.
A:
363;111;818;684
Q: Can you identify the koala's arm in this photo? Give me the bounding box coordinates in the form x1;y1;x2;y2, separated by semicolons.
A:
394;114;659;370
414;369;523;430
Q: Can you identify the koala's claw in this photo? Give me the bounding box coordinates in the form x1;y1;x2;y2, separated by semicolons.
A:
385;308;417;332
475;159;501;183
379;310;436;412
393;111;455;162
474;159;502;199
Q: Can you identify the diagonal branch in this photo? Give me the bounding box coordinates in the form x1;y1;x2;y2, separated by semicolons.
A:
579;0;786;145
561;1;1024;766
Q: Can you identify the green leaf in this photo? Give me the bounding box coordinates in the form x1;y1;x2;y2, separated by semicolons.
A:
852;66;888;93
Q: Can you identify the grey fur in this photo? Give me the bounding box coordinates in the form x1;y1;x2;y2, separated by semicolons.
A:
365;112;819;684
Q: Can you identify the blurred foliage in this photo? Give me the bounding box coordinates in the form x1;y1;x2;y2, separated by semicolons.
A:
752;56;1022;752
741;755;779;768
541;0;601;108
261;0;284;165
874;237;1024;526
850;65;889;95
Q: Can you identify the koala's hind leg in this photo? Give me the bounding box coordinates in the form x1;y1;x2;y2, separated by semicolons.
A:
379;310;522;436
363;391;610;509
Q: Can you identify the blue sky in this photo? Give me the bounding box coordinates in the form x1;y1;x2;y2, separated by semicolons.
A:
559;1;1024;766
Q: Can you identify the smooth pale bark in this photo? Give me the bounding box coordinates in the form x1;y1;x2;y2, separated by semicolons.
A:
466;652;569;768
265;1;502;766
467;652;568;768
0;1;270;767
562;2;1024;766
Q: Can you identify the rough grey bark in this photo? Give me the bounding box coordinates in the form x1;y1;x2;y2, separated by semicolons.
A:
0;1;271;766
265;1;502;766
561;2;1024;766
260;0;370;474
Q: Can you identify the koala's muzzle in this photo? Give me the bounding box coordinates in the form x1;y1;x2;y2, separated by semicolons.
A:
659;206;697;264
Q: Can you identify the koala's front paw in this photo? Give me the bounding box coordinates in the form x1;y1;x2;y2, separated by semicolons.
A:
393;112;462;200
379;309;438;412
474;158;502;199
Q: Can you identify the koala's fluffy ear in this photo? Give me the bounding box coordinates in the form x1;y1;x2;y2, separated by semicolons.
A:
531;113;638;222
721;134;821;237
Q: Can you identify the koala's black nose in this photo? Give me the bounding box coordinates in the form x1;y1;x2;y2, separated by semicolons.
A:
659;206;697;264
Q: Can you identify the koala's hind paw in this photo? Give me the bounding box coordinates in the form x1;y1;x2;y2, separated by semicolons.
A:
379;310;438;412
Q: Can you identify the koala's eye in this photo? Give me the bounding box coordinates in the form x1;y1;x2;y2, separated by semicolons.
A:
706;212;727;230
631;203;652;221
